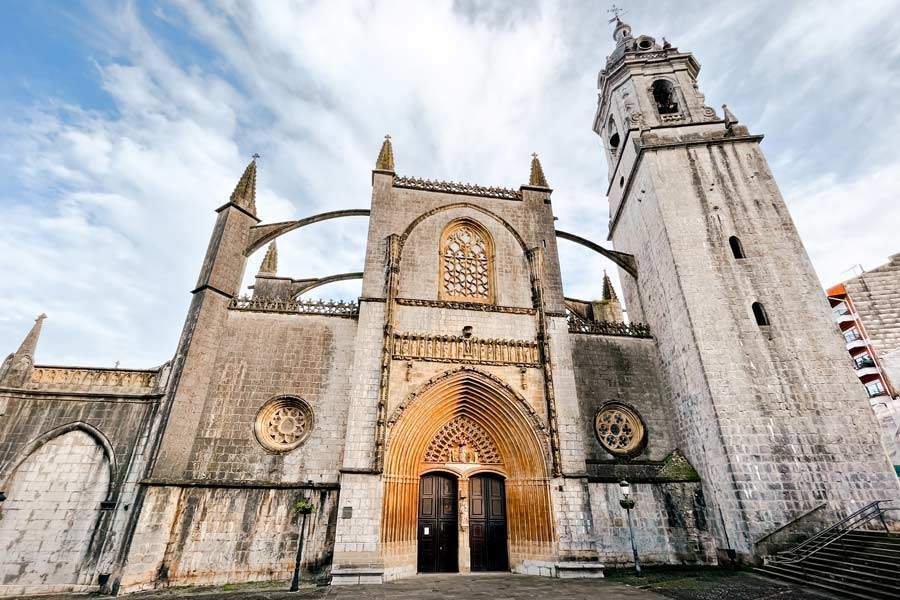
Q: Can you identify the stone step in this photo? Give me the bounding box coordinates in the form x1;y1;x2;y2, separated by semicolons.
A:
815;546;900;564
754;565;881;600
811;550;898;571
796;559;897;593
803;555;896;580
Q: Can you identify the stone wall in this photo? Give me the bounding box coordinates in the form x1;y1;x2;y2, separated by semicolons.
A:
178;310;357;483
0;371;160;596
589;482;717;566
611;134;900;559
570;334;675;463
119;485;338;593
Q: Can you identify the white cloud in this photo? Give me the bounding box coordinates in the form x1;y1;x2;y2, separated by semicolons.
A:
1;0;899;365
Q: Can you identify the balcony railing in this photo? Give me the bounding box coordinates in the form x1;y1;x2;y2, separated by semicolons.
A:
854;357;876;370
566;313;652;338
230;296;359;318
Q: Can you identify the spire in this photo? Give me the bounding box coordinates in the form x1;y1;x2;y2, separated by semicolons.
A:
375;135;395;172
529;153;549;188
601;271;619;302
230;156;257;214
0;313;46;387
258;241;278;275
607;4;631;43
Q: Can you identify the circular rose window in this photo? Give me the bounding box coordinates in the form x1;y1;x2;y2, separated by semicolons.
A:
594;403;646;457
254;397;313;453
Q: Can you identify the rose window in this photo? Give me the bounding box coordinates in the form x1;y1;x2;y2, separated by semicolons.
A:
594;403;646;457
254;397;313;452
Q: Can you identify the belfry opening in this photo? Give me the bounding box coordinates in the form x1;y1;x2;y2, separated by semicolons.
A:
381;369;553;577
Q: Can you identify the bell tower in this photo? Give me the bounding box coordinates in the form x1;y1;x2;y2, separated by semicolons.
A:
594;17;899;561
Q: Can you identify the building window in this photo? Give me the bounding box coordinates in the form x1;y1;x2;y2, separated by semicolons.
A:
607;116;620;153
843;328;862;343
752;302;769;326
854;353;876;369
594;402;647;457
439;219;494;304
728;236;745;259
254;396;314;453
865;380;886;398
651;80;679;115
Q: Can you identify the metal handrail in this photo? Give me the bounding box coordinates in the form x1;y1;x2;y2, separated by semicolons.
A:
771;500;895;564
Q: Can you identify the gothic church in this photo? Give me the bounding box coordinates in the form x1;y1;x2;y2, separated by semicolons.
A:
1;17;897;597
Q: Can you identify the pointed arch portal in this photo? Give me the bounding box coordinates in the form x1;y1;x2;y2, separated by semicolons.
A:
382;369;553;574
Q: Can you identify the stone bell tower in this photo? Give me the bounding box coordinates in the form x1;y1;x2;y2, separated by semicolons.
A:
593;17;899;561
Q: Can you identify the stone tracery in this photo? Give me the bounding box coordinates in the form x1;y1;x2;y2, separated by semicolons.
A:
423;416;502;464
439;220;494;303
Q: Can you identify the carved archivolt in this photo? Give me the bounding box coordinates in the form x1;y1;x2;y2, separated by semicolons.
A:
392;333;539;367
424;417;502;465
439;219;494;304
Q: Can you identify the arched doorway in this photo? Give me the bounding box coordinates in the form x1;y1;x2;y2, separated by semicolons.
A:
382;368;553;576
469;473;508;571
417;472;458;573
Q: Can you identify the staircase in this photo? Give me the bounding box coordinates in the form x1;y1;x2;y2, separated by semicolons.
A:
755;501;900;599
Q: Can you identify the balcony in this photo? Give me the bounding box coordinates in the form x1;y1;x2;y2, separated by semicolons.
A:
834;312;857;324
856;366;881;378
845;338;867;350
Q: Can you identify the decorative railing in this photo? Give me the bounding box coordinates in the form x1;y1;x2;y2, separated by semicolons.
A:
230;296;359;318
566;313;651;338
394;175;521;200
29;366;157;391
392;333;540;367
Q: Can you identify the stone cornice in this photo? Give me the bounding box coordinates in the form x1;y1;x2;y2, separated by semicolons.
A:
395;297;535;315
393;175;522;201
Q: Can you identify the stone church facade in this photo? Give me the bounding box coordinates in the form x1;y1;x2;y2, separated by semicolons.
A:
1;18;897;597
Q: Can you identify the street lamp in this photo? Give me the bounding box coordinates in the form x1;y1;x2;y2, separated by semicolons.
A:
619;480;641;576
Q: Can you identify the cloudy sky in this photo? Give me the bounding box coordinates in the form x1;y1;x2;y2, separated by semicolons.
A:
2;0;899;367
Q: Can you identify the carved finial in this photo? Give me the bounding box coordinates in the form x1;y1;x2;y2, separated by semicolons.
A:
258;241;278;275
608;3;631;43
375;134;395;172
602;271;619;302
529;153;549;188
722;104;738;125
0;313;47;387
662;37;671;49
230;157;257;214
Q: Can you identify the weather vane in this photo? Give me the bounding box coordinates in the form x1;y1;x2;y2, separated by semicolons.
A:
608;3;627;23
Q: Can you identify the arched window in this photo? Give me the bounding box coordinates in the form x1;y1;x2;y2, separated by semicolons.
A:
439;219;494;304
607;116;620;153
752;302;769;326
729;236;745;259
651;80;679;115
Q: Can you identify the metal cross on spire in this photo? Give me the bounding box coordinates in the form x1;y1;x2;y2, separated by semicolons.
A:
607;3;627;23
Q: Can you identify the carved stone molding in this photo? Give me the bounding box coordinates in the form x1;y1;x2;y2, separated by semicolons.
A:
394;175;521;200
392;333;539;367
395;297;535;315
29;366;157;391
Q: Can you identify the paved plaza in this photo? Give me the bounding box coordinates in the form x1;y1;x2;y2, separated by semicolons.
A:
30;572;829;600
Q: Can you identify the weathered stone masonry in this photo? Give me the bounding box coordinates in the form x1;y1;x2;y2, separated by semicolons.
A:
0;15;897;598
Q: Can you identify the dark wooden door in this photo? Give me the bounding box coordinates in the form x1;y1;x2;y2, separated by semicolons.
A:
469;474;508;571
417;473;458;573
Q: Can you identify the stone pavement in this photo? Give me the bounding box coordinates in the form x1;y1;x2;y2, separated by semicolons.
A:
30;572;828;600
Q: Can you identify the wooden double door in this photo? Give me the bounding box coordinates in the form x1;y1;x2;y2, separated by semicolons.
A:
468;474;508;572
417;473;508;573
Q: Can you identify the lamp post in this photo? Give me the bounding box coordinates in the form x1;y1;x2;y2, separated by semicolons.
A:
619;480;641;576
